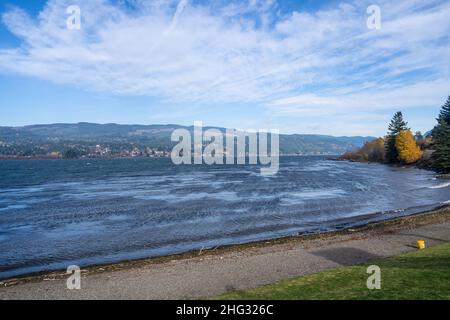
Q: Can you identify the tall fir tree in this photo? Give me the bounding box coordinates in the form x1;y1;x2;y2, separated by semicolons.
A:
385;111;409;163
437;96;450;125
431;119;450;173
431;96;450;173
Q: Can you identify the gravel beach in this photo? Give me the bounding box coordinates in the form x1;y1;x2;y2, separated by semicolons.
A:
1;206;449;300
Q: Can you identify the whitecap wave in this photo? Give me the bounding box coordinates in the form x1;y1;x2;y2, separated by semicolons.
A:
429;182;450;189
0;204;28;212
281;188;346;205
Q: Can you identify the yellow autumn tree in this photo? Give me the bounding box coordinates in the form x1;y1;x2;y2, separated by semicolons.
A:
395;130;422;164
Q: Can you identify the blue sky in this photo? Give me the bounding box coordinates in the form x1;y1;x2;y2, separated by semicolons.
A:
0;0;449;136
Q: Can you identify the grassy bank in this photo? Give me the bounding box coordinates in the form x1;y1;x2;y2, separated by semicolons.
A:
214;242;450;300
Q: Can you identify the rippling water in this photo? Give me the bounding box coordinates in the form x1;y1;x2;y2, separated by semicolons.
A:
0;156;449;279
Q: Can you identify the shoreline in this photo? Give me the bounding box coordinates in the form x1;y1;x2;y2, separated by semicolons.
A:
0;154;336;161
2;204;449;288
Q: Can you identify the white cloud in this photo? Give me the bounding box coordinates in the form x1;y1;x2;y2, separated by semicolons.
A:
268;79;450;116
0;0;449;115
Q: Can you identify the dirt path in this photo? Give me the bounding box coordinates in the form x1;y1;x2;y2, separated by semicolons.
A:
1;208;450;300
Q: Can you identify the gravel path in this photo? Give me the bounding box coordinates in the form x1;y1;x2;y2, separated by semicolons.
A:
1;209;450;300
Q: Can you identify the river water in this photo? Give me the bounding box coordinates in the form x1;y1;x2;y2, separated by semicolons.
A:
0;156;448;279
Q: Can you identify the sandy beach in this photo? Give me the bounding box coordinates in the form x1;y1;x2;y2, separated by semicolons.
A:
0;205;449;300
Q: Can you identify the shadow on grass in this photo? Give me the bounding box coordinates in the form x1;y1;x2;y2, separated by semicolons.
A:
214;243;450;300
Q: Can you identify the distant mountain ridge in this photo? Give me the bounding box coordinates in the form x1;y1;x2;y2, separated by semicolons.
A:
0;123;375;157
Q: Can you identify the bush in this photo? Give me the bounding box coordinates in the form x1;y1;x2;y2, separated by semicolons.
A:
339;138;385;162
395;130;422;164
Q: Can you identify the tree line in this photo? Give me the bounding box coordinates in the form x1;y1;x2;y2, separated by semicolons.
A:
340;96;450;173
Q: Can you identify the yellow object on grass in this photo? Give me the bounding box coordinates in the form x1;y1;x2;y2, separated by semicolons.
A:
417;240;426;250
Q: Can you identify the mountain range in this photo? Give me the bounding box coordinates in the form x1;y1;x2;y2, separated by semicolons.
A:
0;123;376;157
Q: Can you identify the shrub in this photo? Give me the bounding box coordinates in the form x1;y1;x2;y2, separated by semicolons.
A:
395;130;422;164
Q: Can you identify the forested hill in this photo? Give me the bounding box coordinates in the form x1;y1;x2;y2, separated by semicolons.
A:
0;123;374;157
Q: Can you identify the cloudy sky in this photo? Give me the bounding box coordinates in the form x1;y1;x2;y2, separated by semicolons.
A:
0;0;449;136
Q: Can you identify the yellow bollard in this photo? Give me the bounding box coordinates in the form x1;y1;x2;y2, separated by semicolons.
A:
417;240;426;250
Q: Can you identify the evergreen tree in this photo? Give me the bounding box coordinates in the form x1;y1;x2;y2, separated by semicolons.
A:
431;96;450;173
437;96;450;125
385;111;409;163
431;119;450;173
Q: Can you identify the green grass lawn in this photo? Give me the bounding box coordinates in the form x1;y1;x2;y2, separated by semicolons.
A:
214;243;450;300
